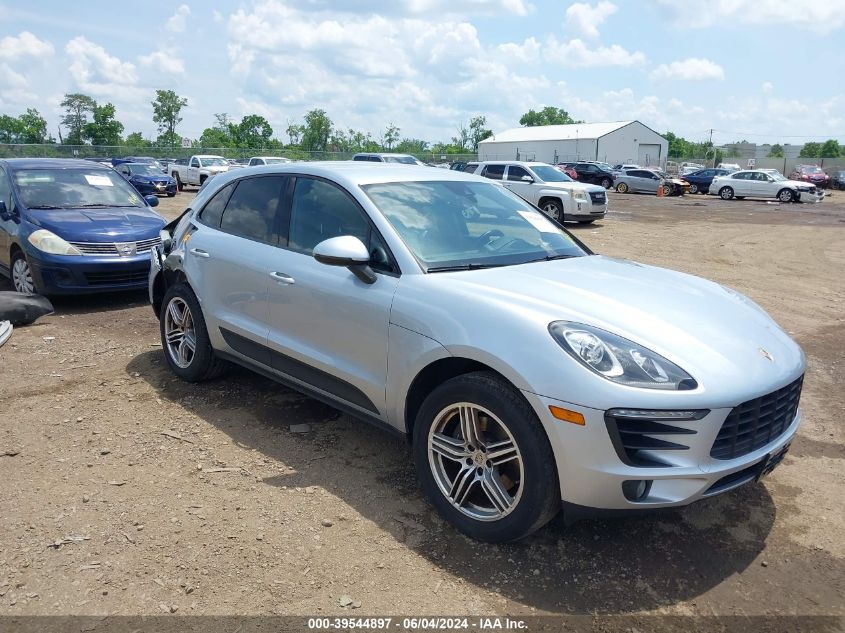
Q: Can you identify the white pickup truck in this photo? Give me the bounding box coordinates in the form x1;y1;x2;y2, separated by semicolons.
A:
169;155;230;189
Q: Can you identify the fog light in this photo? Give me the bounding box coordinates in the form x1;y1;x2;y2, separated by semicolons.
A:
622;479;651;501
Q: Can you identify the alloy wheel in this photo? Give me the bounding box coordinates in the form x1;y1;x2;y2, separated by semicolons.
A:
427;403;524;521
12;257;34;294
164;297;197;369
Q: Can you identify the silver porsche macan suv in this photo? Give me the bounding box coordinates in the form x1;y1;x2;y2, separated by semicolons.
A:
149;163;805;542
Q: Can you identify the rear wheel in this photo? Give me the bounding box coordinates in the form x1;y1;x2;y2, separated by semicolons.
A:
600;177;612;189
11;250;39;294
689;183;699;194
778;188;795;203
616;182;629;193
412;372;560;542
719;186;734;200
160;283;226;382
540;199;563;223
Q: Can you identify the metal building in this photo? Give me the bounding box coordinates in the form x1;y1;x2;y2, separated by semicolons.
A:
477;120;668;168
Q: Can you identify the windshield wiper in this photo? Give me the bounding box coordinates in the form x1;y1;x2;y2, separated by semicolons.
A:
78;203;138;208
426;262;507;272
27;205;64;209
525;254;578;263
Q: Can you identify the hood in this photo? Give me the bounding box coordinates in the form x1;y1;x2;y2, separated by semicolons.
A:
404;255;804;403
540;181;605;194
206;165;229;173
29;206;165;242
783;179;817;188
132;175;173;183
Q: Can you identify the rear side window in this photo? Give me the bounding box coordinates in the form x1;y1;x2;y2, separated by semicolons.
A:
481;164;505;180
219;176;285;244
463;163;478;173
198;183;234;228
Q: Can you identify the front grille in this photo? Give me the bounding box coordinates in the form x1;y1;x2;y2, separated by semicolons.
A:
70;237;161;257
605;410;707;467
84;269;150;286
710;376;803;460
590;191;606;204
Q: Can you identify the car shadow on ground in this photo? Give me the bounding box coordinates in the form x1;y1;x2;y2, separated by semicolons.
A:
0;277;149;316
127;350;777;614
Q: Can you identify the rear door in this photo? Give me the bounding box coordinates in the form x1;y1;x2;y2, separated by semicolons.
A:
264;175;400;420
184;175;288;353
730;172;753;196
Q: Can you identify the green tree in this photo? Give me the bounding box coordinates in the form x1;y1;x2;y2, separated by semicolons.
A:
382;123;400;150
199;113;234;148
468;115;492;152
60;93;97;144
286;122;305;146
301;109;332;152
395;138;428;154
819;139;841;158
82;103;124;146
151;89;188;140
17;109;48;144
767;144;784;158
799;142;821;158
519;106;581;127
124;132;150;148
235;114;273;149
156;131;181;147
0;114;23;143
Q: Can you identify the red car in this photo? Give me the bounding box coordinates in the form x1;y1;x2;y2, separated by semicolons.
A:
555;164;578;179
789;165;830;188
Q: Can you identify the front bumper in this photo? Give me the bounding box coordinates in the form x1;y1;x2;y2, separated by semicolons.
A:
796;190;825;203
521;390;801;511
571;198;608;220
27;250;153;295
133;181;178;196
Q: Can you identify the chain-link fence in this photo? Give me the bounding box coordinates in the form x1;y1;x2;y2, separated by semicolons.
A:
0;143;477;165
668;156;845;176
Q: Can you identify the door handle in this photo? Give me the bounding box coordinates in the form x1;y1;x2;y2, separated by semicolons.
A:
189;248;210;258
269;271;295;285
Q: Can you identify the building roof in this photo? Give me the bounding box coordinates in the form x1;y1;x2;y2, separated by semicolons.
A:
479;121;644;144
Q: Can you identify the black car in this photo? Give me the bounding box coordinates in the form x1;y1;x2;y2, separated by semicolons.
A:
682;168;731;194
829;170;845;190
565;162;615;189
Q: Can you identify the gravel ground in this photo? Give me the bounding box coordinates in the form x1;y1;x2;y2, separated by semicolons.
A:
0;186;842;620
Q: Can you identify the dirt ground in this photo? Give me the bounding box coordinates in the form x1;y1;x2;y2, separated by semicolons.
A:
0;186;843;621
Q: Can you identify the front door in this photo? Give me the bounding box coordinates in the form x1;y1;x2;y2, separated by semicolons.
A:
0;167;13;271
503;165;538;205
265;176;399;419
188;157;200;185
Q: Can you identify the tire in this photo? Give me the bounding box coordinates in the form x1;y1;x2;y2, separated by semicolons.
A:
412;371;560;542
778;188;795;203
159;283;226;382
719;186;734;200
689;183;699;194
199;175;207;188
661;184;672;197
616;182;629;193
172;172;183;192
540;199;563;223
11;250;40;294
167;192;176;197
600;177;612;189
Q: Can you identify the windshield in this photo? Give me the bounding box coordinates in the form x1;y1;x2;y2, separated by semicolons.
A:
13;168;146;209
362;180;588;270
384;155;420;165
801;166;823;174
263;158;289;164
129;164;164;177
199;157;228;167
531;165;572;182
771;173;787;181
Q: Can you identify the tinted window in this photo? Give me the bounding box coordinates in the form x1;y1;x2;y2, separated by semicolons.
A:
0;167;12;211
700;170;714;177
190;158;199;167
463;163;478;173
352;155;368;161
579;164;597;172
288;177;370;255
630;170;651;178
507;166;531;181
219;176;284;244
732;172;750;180
481;164;505;180
198;182;235;228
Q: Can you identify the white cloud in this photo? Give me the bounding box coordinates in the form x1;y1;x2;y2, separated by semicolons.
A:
65;36;141;98
165;4;191;33
650;57;724;81
545;37;646;67
651;0;845;33
564;1;617;38
138;50;185;75
0;31;55;61
762;81;773;94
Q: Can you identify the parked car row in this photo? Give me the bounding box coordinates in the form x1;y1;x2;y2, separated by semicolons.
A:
708;170;824;203
614;168;689;196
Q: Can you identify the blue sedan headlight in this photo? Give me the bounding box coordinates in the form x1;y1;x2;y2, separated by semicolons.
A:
549;321;697;390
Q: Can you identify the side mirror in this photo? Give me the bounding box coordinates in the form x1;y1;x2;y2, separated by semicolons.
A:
313;235;376;284
521;175;534;183
144;195;160;208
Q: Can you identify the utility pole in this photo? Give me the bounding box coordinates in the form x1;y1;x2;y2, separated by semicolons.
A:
709;129;714;167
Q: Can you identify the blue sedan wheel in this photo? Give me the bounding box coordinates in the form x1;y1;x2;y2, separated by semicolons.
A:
11;252;36;294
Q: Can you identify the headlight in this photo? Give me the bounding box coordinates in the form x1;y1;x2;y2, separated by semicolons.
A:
27;229;82;255
573;190;589;202
549;321;697;390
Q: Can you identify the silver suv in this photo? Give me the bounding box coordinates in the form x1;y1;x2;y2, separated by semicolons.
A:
150;163;804;542
469;161;607;224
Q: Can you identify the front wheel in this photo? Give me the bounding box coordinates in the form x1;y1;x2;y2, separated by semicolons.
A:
412;372;560;542
616;182;629;193
160;283;226;382
778;188;795;203
689;183;699;194
11;251;39;294
600;177;612;189
719;186;734;200
661;184;673;196
540;199;563;223
172;172;183;191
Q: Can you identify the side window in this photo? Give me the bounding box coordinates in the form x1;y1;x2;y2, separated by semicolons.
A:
198;182;235;228
248;159;257;166
481;164;505;180
700;170;713;177
219;176;285;244
630;170;648;178
190;158;200;167
288;178;370;255
463;163;478;173
0;167;12;211
119;166;130;176
506;166;530;181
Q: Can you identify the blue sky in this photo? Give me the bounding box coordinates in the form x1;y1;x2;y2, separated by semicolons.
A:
1;0;843;146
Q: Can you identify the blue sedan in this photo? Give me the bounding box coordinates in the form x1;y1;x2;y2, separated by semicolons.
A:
0;158;166;295
683;168;732;194
114;162;177;197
